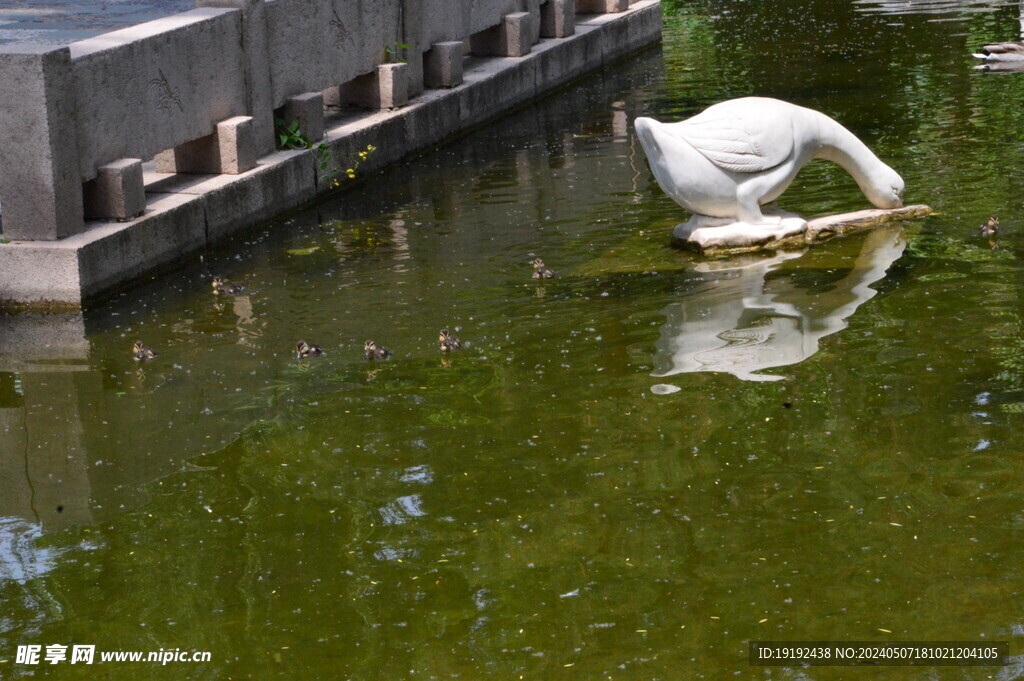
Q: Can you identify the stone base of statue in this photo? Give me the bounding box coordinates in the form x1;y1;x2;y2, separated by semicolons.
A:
672;204;932;255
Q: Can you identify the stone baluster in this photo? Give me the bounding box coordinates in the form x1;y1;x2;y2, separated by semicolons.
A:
0;46;84;240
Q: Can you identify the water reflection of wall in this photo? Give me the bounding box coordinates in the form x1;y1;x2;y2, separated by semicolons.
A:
0;315;95;531
652;226;906;382
0;308;254;534
316;47;665;283
0;46;668;536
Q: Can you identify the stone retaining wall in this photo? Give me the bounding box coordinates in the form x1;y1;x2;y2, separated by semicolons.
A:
0;0;661;307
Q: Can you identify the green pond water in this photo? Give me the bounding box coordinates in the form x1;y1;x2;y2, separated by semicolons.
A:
4;1;1024;678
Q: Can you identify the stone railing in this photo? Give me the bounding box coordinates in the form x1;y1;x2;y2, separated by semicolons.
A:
0;0;635;243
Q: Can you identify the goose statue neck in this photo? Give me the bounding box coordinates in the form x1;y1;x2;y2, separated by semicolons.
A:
811;110;904;211
634;97;906;242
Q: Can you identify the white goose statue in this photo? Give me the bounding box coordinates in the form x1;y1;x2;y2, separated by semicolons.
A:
634;97;905;227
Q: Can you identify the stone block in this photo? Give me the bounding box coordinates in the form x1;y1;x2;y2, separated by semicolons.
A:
541;0;576;38
278;92;325;143
576;0;628;13
196;0;276;156
423;41;464;88
83;158;145;221
70;9;249;179
266;0;401;108
0;46;84;240
341;63;410;110
470;12;534;57
155;116;257;174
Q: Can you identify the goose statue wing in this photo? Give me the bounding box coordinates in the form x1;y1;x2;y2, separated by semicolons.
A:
671;101;796;174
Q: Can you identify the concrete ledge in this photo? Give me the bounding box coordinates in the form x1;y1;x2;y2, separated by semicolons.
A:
458;55;539;128
0;0;662;309
78;194;208;298
147;149;317;242
532;23;603;91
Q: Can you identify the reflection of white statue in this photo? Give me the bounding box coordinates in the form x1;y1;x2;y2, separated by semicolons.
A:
634;98;905;236
651;226;905;383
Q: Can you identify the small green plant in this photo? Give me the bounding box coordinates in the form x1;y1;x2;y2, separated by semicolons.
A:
274;118;376;189
383;42;411;64
0;238;10;244
275;118;310;150
276;119;333;174
314;143;331;172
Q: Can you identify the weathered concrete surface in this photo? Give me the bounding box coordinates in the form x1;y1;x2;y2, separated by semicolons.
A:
0;0;662;308
457;54;538;127
532;22;603;91
69;8;249;181
0;46;85;240
197;0;277;156
420;0;472;47
265;0;401;109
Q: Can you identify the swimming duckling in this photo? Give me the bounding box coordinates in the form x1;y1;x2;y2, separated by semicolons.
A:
531;257;555;279
295;340;323;359
973;42;1024;62
364;340;391;360
439;328;462;352
212;277;245;296
131;341;157;361
979;216;999;238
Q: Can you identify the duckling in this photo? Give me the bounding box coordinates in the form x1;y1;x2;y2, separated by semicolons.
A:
439;328;462;352
295;340;323;359
531;257;556;279
364;340;391;360
973;42;1024;62
979;216;999;238
212;277;246;296
131;341;157;361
